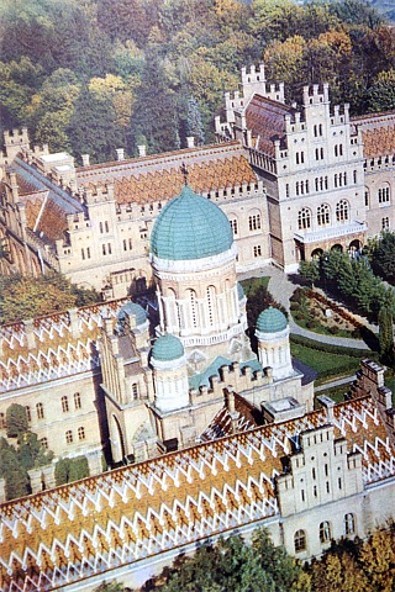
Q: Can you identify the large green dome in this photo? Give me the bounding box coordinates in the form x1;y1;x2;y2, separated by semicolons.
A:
256;307;288;333
152;334;184;362
150;185;233;261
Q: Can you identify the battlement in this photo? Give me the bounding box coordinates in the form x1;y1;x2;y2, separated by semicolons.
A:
84;183;115;204
4;127;29;145
303;83;329;106
241;63;266;86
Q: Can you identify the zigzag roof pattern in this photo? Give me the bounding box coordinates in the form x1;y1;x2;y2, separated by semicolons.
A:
76;142;257;205
0;395;393;592
0;299;129;393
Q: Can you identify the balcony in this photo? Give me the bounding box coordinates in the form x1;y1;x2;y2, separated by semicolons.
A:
294;220;367;244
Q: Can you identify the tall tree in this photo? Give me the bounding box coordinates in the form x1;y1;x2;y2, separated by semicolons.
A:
378;305;394;366
129;50;181;155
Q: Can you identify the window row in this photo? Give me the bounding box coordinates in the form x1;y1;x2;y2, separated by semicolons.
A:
24;393;82;421
229;214;262;236
290;171;357;198
102;242;112;256
65;426;86;444
81;247;91;260
365;185;391;207
61;393;82;413
294;514;356;552
298;200;349;230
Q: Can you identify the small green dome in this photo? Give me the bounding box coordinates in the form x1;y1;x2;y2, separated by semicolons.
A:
150;185;233;261
152;334;184;362
117;302;147;326
256;307;288;333
237;282;245;300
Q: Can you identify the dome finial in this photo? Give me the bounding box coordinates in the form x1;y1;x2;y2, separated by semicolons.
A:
180;162;189;186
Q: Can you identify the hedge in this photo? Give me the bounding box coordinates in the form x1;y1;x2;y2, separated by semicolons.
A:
290;333;374;358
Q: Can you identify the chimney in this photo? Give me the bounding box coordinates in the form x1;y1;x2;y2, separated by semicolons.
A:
186;136;195;149
116;148;125;161
138;145;146;157
81;154;90;167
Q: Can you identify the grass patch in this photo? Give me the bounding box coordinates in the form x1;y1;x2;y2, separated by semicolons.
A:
291;341;362;385
240;276;270;294
315;383;353;404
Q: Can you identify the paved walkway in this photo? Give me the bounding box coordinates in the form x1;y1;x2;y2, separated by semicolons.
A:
239;265;374;351
315;375;357;392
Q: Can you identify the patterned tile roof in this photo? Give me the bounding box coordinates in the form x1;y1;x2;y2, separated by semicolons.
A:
244;95;294;156
77;143;257;205
0;299;129;393
0;395;392;592
362;126;395;158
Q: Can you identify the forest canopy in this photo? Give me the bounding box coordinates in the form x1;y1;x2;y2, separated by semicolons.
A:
0;0;394;163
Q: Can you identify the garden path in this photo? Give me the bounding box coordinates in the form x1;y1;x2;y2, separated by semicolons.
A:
238;265;372;351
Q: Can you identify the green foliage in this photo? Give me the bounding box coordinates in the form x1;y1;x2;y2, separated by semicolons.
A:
319;250;395;321
378;306;394;366
0;0;393;158
157;529;307;592
55;455;90;486
308;527;395;592
0;420;53;500
6;403;28;438
0;272;100;324
368;231;395;285
93;582;127;592
299;260;320;287
17;432;54;470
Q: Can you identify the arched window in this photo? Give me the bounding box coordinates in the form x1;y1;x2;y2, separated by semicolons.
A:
364;187;370;207
319;521;332;543
65;430;73;444
188;290;198;329
298;208;311;230
78;426;85;441
336;200;349;222
25;406;32;422
229;218;238;236
132;383;138;399
294;530;307;552
378;184;390;204
317;204;330;226
344;513;355;535
61;396;69;413
36;403;44;420
248;213;261;231
41;437;48;450
74;392;81;409
206;286;216;327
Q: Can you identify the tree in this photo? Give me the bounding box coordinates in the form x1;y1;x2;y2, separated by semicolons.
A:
0;272;100;324
369;231;395;284
6;404;28;438
299;259;320;287
93;582;127;592
186;96;205;146
129;49;181;154
367;69;395;112
55;456;90;486
378;305;394;366
67;86;125;163
17;432;54;470
156;529;307;592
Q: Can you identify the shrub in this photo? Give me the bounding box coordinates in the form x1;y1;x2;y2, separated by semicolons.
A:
55;455;90;486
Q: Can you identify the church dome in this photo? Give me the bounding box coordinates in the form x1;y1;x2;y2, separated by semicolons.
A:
117;302;147;326
150;185;233;261
152;334;184;362
256;307;288;333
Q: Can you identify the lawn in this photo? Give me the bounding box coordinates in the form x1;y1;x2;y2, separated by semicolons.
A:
291;341;362;385
240;276;270;294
